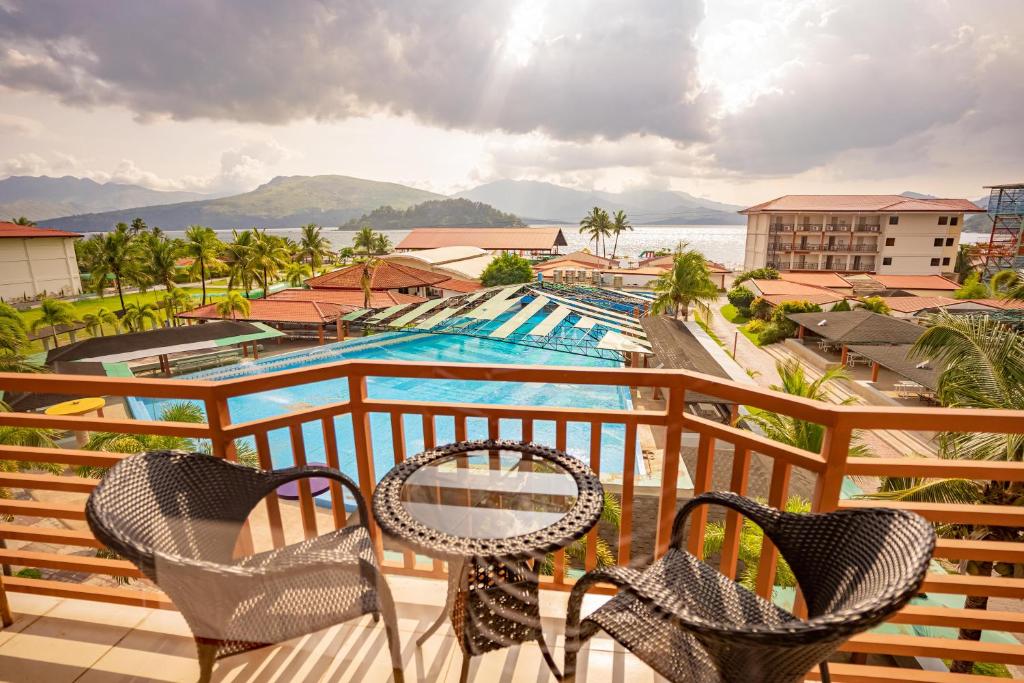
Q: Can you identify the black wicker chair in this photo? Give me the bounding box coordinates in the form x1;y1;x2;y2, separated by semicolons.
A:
85;451;404;683
564;492;935;683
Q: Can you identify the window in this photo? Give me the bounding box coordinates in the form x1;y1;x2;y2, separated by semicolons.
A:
885;237;895;246
942;257;951;266
930;257;941;266
882;257;893;266
945;237;954;247
933;238;944;247
938;216;949;225
888;215;899;225
951;217;959;226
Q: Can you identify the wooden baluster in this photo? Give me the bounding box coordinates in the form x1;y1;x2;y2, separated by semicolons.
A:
422;414;435;450
320;417;345;531
254;431;286;548
0;572;12;627
553;420;568;584
487;416;500;441
390;411;415;570
617;422;637;565
719;447;751;578
347;372;382;556
521;418;533;444
656;381;687;557
756;459;792;599
205;396;254;557
685;431;716;558
585;422;602;572
288;424;318;540
455;415;467;442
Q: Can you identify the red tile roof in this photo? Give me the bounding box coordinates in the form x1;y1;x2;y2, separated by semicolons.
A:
534;258;604;272
740;195;984;214
179;299;346;324
542;251;615;267
267;288;426;311
305;261;448;290
397;227;568;251
762;293;844;307
964;298;1024;310
872;296;959;313
749;279;835;297
868;274;960;291
779;272;854;289
0;221;82;238
638;254;729;272
436;277;483;293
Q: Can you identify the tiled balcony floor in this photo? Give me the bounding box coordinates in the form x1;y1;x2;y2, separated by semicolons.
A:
0;575;667;682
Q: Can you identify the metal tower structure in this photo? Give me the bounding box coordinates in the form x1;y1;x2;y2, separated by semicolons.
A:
982;183;1024;277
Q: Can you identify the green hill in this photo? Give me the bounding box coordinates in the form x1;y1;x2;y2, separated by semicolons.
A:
41;175;444;231
342;198;524;230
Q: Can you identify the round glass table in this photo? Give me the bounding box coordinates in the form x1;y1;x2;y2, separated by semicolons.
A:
373;440;604;681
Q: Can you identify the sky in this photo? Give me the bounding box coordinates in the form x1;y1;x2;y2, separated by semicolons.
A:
0;0;1022;205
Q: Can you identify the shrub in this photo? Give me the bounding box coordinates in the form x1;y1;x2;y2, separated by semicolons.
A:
858;296;891;315
480;252;534;286
756;323;788;345
734;266;779;285
831;298;852;312
770;300;823;337
749;296;773;320
745;319;767;334
727;285;756;316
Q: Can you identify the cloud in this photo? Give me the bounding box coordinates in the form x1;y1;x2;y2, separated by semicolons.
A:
0;0;712;143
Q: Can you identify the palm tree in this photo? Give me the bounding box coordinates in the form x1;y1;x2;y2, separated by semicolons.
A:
298;224;332;267
284;262;312;287
704;496;810;589
353;226;377;257
857;296;891;315
360;258;380;309
990;269;1024;300
248;229;289;298
953;272;989;300
10;216;36;226
371;233;392;255
741;358;870;456
30;299;78;348
158;289;193;326
181;226;223;305
650;248;719;321
224;229;258;294
87;227;143;313
865;313;1024;674
542;492;622;574
579;207;611;256
146;235;181;292
122;301;159;332
1;412;60;575
0;301;29;354
215;292;251;320
609;210;632;260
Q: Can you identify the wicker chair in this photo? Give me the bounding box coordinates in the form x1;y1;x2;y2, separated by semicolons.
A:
564;492;935;683
85;451;404;683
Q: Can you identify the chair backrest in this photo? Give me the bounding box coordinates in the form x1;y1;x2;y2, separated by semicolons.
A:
86;451;268;577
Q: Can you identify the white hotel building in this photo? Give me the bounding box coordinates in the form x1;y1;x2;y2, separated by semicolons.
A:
741;195;984;275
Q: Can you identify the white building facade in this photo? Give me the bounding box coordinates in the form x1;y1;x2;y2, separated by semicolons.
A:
741;195;984;275
0;223;83;301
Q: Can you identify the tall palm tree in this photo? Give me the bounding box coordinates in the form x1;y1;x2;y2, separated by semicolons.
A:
990;269;1024;300
284;262;312;287
578;207;611;256
0;301;29;354
371;232;392;255
353;226;377;257
609;210;632;260
10;216;36;226
865;313;1024;674
31;299;78;348
223;229;258;294
122;301;159;332
145;234;181;292
88;227;143;313
298;223;332;267
650;248;719;321
181;225;223;305
215;292;251;320
248;229;289;298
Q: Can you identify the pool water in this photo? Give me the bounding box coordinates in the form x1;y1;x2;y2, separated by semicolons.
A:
131;332;639;491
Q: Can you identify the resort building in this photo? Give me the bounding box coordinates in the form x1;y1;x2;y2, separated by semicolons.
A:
306;260;479;299
740;195;984;275
0;221;82;300
178;299;347;345
396;226;567;257
745;278;846;309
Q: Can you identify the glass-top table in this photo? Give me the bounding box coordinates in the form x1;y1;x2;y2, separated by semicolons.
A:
373;440;604;681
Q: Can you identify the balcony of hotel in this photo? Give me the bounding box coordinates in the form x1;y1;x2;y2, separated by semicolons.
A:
1;362;1023;682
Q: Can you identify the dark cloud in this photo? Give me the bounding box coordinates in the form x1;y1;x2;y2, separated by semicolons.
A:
0;0;711;142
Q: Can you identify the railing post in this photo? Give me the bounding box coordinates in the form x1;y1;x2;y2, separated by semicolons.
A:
347;372;382;557
0;572;12;627
655;377;687;557
812;419;853;513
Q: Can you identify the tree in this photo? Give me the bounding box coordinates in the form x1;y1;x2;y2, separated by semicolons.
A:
30;299;78;348
831;298;852;312
990;269;1024;300
542;492;622;574
371;232;393;255
953;272;989;300
609;210;632;260
1;410;60;573
215;292;251;320
734;267;779;285
122;301;159;332
858;296;891;315
954;244;975;282
181;225;223;305
353;226;377;256
579;207;611;256
284;262;312;287
866;314;1024;675
726;285;756;317
223;229;258;294
86;226;143;313
480;253;534;287
298;224;332;267
10;216;35;226
0;301;29;354
145;234;180;292
651;249;719;321
249;229;289;297
704;496;810;589
83;307;117;337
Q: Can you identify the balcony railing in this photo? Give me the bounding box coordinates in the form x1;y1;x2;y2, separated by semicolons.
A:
797;223;823;231
770;224;795;232
825;224;851;232
855;224;882;233
1;362;1023;680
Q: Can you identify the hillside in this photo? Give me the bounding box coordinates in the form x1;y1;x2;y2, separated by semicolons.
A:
342;198;523;230
40;175;444;231
455;179;744;224
0;175;209;221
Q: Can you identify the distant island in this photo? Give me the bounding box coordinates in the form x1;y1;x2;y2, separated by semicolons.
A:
341;198;524;230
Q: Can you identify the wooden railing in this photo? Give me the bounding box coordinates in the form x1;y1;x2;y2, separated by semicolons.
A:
1;361;1023;681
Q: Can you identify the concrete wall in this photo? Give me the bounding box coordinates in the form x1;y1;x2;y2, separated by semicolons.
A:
743;213;771;270
0;237;82;300
877;213;962;275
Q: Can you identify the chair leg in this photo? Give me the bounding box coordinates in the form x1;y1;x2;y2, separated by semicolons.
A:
820;661;831;683
458;654;470;683
373;569;405;683
196;641;217;683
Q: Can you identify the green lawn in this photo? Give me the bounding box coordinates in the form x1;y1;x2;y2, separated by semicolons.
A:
720;304;761;346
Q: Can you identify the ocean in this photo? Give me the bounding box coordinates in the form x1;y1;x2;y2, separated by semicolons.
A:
166;224;993;270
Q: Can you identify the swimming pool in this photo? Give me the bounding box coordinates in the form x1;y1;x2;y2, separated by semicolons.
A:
129;332;640;490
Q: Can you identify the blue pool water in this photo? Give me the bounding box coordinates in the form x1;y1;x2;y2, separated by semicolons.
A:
130;332;639;490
